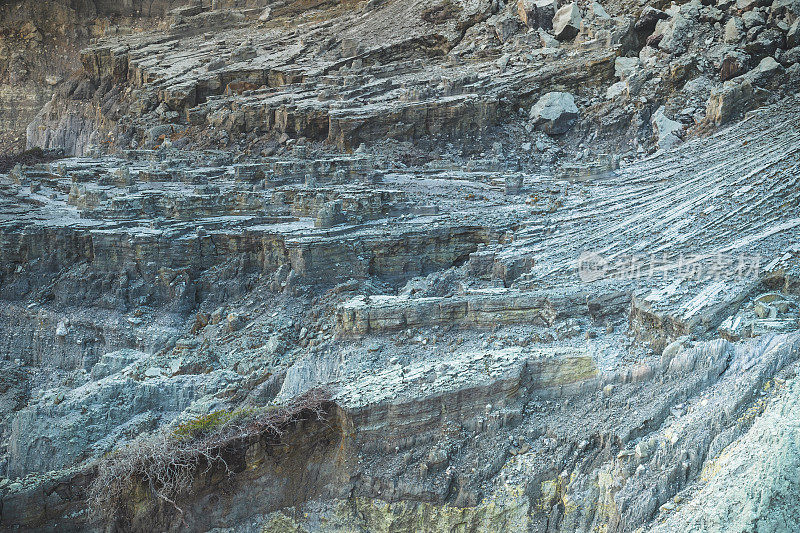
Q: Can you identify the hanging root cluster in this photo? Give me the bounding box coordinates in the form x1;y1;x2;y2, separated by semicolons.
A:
88;387;330;522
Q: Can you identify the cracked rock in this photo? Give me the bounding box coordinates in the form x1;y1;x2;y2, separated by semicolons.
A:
552;3;582;41
529;92;579;134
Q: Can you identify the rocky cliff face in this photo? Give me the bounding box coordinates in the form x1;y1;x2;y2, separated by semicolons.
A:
1;0;800;531
0;0;200;154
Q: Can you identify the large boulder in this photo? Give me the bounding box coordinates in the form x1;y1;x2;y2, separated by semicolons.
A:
635;6;669;35
658;13;694;54
518;0;556;29
724;17;744;43
552;3;582;41
529;92;579;135
788;19;800;49
720;51;749;81
743;56;784;88
651;106;683;150
706;79;754;124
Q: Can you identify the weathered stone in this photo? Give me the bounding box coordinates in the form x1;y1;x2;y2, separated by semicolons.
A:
658;13;694;54
744;56;784;88
505;174;523;195
589;2;611;20
2;1;800;532
518;0;556;29
651;106;683;150
493;12;523;43
337;290;583;334
315;200;345;228
90;349;147;380
615;56;641;79
780;45;800;66
724;17;744;43
770;0;800;17
606;80;628;99
635;6;669;35
661;337;689;368
529;92;579;135
736;0;766;11
233;163;265;182
651;377;800;532
517;0;536;26
538;27;560;47
227;312;244;331
744;28;785;58
720;51;749;81
6;369;235;477
535;0;557;29
169;3;203;18
552;3;582;41
741;9;766;28
788;19;800;48
706;79;753;125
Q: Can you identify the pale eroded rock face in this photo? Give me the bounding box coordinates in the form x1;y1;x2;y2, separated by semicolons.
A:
7;370;238;478
648;374;800;533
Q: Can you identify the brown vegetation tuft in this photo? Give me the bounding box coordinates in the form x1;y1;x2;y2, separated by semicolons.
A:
88;388;330;523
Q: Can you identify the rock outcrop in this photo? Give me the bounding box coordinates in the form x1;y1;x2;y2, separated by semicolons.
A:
706;79;754;124
552;3;582;41
1;0;800;530
529;92;580;135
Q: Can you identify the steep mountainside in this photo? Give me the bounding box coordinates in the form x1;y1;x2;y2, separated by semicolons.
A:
1;0;799;530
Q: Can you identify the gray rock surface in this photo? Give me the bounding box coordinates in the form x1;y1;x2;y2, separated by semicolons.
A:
649;373;800;533
529;92;579;135
706;79;754;124
789;19;800;48
552;3;582;41
1;0;800;531
651;106;683;149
